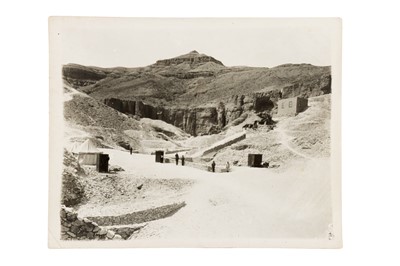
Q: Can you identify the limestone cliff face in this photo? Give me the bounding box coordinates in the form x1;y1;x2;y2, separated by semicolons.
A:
103;91;280;136
222;91;280;124
281;73;331;98
217;102;226;128
63;64;108;88
104;98;223;136
101;71;330;136
155;50;224;67
160;71;215;79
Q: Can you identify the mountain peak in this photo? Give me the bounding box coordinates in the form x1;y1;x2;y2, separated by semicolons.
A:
155;51;224;66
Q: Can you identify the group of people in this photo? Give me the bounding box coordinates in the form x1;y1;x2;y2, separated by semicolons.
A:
175;153;185;166
133;148;233;173
174;153;231;173
210;160;230;173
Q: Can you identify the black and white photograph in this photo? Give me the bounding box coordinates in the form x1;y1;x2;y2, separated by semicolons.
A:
48;17;342;248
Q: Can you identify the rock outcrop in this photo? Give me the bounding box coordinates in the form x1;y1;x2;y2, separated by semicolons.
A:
155;50;224;66
62;150;85;207
281;73;331;98
160;71;215;79
63;64;108;88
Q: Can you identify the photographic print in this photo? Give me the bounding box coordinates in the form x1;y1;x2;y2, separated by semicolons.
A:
49;17;342;248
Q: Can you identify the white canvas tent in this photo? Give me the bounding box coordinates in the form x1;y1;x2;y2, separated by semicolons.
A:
76;139;102;165
68;142;81;154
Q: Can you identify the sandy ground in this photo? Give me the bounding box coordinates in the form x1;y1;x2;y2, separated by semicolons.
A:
78;148;333;241
70;94;333;241
135;159;332;241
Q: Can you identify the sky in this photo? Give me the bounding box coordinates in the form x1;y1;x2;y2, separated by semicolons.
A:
51;18;340;68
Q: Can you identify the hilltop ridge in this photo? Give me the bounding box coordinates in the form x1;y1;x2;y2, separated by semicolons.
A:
155;50;224;66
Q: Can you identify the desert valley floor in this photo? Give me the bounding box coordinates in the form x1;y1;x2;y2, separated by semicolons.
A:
78;150;331;240
62;93;333;241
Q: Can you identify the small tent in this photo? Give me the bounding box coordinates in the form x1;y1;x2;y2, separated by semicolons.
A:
77;139;102;165
67;142;81;155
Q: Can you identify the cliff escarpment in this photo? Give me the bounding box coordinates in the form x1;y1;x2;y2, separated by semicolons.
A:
63;51;332;136
63;64;109;88
103;98;224;136
155;50;224;67
103;90;279;136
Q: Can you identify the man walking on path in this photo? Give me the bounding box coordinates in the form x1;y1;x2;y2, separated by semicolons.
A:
175;153;179;165
211;161;216;172
181;155;185;166
129;147;133;155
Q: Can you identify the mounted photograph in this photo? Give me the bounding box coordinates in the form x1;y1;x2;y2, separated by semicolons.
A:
49;17;342;248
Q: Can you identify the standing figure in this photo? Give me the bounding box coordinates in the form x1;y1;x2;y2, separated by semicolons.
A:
226;161;230;172
175;153;179;165
211;161;216;172
129;146;133;155
181;155;185;166
253;121;258;130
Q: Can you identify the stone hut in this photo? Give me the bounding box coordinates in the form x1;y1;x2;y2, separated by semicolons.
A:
277;96;308;116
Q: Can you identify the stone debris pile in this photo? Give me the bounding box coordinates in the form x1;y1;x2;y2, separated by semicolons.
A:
106;227;143;240
60;206;123;240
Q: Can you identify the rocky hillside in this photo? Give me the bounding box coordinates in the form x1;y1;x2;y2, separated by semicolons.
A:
62;149;86;207
212;94;332;169
64;85;143;151
63;51;331;136
64;85;188;152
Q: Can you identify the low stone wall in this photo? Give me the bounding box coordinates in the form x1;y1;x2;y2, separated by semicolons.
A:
204;133;246;156
87;202;186;226
191;132;246;157
60;206;123;240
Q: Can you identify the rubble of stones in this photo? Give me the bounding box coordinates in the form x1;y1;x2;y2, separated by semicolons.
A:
107;227;141;240
60;205;123;240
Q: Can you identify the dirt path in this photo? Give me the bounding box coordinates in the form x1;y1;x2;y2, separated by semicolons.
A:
275;126;315;160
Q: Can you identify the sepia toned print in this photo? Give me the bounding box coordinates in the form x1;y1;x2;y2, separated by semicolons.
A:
49;17;342;248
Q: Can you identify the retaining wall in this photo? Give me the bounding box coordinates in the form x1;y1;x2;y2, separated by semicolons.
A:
86;202;186;226
191;132;246;157
60;205;123;240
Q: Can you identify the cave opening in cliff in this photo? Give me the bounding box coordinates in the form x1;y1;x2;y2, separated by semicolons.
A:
254;97;274;112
